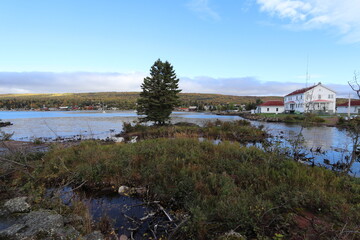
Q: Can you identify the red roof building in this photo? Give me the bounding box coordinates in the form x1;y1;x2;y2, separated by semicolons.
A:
259;100;284;106
337;100;360;107
285;85;316;97
256;100;284;113
284;83;336;113
337;99;360;114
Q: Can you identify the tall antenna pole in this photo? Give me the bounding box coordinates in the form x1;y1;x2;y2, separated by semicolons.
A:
306;55;309;87
348;92;351;118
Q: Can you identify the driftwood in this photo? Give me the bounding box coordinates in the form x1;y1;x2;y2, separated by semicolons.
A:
157;203;173;222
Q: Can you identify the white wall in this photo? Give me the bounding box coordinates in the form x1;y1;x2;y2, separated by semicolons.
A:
284;84;336;113
257;106;284;113
337;106;360;114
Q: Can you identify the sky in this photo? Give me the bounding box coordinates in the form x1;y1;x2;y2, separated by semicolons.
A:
0;0;360;97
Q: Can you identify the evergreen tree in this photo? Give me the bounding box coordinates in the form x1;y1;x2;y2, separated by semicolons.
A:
137;59;181;125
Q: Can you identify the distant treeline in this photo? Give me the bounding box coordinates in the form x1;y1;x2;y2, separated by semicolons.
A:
0;92;284;111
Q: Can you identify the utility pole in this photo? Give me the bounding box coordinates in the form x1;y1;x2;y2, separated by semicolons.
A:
306;55;309;87
348;93;351;118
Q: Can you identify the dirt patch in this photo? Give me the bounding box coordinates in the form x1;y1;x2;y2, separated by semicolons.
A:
292;211;333;240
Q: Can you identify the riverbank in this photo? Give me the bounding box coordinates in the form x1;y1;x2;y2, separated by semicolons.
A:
239;113;339;126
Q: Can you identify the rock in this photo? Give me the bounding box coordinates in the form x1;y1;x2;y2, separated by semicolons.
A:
0;207;10;217
118;186;130;195
0;223;26;237
56;225;81;239
220;230;246;240
22;210;64;230
64;214;84;226
0;210;81;240
110;136;124;143
119;234;128;240
129;136;138;143
0;121;12;128
4;197;30;213
82;231;104;240
134;187;147;195
118;186;147;196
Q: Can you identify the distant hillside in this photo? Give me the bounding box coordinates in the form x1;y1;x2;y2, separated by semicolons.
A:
0;92;283;110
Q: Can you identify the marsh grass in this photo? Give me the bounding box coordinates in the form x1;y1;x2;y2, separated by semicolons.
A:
120;120;266;143
25;138;360;239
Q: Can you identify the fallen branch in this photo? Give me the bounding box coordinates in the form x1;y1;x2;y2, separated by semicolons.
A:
157;203;173;222
140;212;156;221
72;180;87;191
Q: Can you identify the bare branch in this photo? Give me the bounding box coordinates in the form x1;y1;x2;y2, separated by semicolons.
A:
348;71;360;98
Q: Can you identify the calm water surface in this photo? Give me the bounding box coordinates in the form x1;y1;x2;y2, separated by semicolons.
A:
0;111;240;140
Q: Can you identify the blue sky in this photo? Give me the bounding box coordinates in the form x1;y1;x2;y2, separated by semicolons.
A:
0;0;359;97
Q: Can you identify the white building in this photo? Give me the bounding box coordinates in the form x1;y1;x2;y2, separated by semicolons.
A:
337;100;360;114
284;83;336;114
256;100;284;114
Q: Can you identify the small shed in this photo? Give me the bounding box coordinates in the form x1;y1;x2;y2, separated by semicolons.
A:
256;100;284;114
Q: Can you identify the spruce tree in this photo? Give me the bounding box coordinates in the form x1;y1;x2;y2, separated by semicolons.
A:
137;59;181;125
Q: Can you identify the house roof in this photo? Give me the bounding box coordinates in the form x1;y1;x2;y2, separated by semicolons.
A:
285;82;336;97
337;100;360;107
259;100;284;106
285;85;316;97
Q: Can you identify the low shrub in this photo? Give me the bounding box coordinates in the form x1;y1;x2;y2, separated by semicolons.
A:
119;120;266;143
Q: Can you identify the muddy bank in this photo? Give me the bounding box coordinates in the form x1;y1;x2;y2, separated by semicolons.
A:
240;113;339;126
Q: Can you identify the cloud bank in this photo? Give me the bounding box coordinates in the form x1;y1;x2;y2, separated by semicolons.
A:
256;0;360;43
0;72;352;97
0;72;146;94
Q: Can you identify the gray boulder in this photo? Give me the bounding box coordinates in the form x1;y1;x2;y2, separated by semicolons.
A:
4;197;30;214
82;231;104;240
0;210;80;240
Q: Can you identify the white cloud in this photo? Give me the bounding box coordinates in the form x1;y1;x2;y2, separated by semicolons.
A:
187;0;220;21
0;72;146;94
258;0;311;22
256;0;360;43
0;72;351;97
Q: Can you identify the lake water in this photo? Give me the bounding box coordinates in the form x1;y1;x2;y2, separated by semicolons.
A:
0;111;240;141
0;110;358;175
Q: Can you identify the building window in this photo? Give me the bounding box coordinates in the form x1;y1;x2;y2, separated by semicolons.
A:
318;95;321;99
276;108;278;112
267;108;269;112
